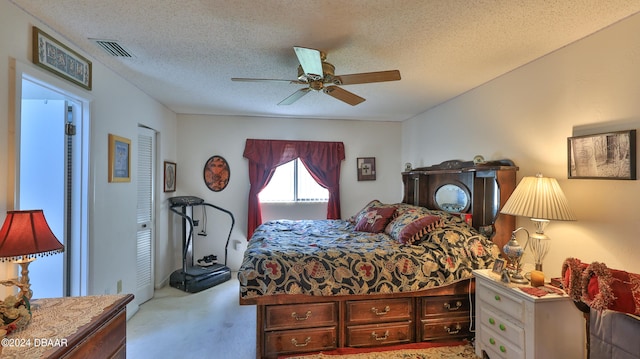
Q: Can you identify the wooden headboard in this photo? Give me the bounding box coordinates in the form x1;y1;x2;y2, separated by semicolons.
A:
402;159;518;251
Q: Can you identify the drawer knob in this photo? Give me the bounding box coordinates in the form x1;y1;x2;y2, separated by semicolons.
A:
488;318;495;325
444;301;463;311
499;323;506;331
494;294;501;301
489;338;496;345
291;337;311;347
500;345;507;353
370;305;390;316
371;330;389;341
444;323;462;335
291;310;312;321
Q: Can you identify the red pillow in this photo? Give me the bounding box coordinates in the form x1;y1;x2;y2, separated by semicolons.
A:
396;215;443;244
354;207;396;233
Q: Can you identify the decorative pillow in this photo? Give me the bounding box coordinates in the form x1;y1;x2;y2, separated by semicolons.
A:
385;208;424;234
386;209;443;244
354;207;396;233
392;203;435;217
349;200;395;224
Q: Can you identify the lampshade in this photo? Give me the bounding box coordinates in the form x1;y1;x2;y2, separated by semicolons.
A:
500;174;576;221
0;210;64;262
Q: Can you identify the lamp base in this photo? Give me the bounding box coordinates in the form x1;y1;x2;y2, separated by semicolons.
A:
14;258;34;301
509;272;529;284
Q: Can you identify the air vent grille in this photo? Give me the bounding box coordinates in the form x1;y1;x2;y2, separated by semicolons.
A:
91;39;134;58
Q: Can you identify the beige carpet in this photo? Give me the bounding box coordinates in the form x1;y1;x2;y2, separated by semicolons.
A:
127;275;256;358
284;343;479;358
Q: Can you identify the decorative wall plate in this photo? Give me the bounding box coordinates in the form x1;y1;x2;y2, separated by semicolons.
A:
203;155;230;192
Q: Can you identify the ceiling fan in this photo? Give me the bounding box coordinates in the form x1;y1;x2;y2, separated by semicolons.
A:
231;46;401;106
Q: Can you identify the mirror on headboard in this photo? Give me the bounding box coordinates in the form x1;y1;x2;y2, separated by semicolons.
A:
434;183;470;213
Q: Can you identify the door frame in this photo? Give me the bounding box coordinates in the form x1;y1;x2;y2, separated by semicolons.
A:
11;58;92;296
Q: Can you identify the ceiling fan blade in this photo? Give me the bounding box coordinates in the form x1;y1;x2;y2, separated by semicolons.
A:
232;77;305;84
278;88;311;105
334;70;401;85
323;86;365;106
293;46;323;80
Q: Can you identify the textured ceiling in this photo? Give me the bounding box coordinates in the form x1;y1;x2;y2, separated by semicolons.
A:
10;1;640;121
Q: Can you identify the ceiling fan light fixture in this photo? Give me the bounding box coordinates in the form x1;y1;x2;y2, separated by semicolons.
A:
233;46;400;106
309;81;324;91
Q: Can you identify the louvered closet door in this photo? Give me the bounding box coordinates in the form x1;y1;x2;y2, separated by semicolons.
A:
136;127;155;305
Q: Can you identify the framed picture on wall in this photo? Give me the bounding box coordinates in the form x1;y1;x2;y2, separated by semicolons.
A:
108;134;131;182
357;157;376;181
164;161;177;192
32;26;92;90
203;155;230;191
568;129;636;180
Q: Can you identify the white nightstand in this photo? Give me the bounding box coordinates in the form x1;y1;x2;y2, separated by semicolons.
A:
473;269;585;359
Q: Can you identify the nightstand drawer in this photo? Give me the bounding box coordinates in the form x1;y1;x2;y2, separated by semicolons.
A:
478;283;524;322
478;326;524;359
480;307;524;348
347;321;413;347
265;302;337;330
346;298;412;324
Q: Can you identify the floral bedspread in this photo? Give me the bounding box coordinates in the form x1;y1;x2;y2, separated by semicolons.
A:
238;212;499;300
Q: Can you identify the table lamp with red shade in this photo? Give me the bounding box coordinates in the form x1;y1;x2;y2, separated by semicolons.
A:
0;210;64;301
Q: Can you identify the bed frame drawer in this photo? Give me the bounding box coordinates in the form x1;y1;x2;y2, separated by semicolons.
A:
264;327;337;357
265;302;338;330
347;321;413;347
346;298;413;324
420;316;472;341
421;295;471;318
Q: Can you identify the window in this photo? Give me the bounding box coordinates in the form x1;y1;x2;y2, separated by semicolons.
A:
259;159;329;202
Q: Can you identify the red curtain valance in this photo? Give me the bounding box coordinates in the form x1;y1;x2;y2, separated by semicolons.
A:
243;139;345;238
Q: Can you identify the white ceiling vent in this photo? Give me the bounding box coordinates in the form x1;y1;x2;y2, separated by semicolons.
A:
90;39;135;58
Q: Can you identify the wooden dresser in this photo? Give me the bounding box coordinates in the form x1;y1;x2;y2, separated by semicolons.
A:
256;280;474;358
1;294;134;358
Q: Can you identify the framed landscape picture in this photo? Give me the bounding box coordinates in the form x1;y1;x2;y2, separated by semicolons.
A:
568;130;636;180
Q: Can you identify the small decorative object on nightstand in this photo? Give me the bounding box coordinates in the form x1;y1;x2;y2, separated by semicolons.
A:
530;270;545;287
473;269;584;359
502;227;529;284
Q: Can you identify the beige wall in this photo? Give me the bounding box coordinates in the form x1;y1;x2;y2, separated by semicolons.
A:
402;13;640;277
1;2;178;314
174;114;402;271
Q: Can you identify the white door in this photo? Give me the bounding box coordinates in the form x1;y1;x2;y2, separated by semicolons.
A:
18;75;89;298
136;127;155;304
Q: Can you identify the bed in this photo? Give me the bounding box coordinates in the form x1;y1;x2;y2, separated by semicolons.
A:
238;159;518;358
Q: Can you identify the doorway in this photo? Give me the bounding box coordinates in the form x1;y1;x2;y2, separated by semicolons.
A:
16;67;89;298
